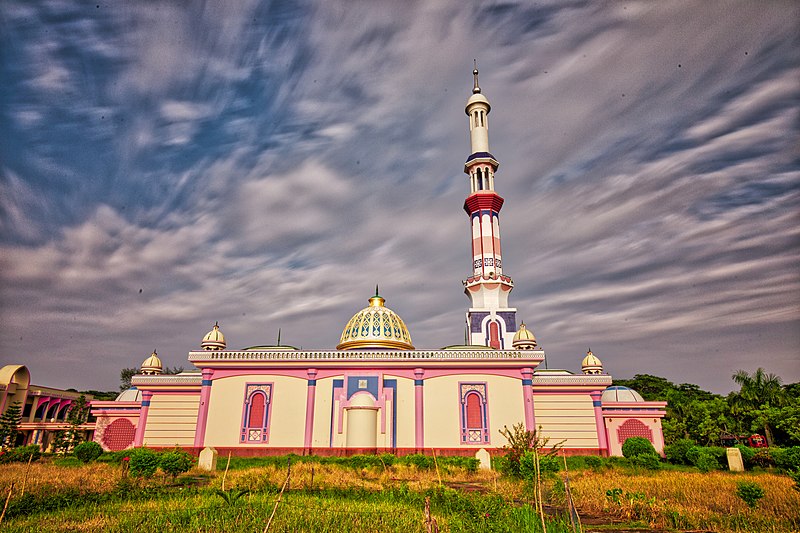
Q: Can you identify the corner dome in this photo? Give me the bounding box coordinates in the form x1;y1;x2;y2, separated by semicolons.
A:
512;322;538;350
337;293;414;351
602;386;644;403
115;387;142;402
201;322;226;351
140;350;162;375
581;349;603;375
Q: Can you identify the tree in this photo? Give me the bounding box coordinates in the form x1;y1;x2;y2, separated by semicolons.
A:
53;395;90;454
0;402;22;449
730;368;787;446
120;366;186;390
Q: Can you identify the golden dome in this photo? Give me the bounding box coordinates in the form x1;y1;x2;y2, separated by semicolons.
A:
581;349;603;375
337;292;414;351
201;322;226;351
141;350;162;375
512;322;538;350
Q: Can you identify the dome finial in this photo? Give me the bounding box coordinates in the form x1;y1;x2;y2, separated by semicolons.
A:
375;284;380;297
472;59;481;94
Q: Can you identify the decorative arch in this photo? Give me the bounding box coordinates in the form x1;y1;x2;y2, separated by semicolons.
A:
240;384;273;443
617;419;653;444
460;382;490;444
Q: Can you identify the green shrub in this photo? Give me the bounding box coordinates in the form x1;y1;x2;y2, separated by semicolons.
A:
622;437;657;458
686;446;725;472
787;469;800;492
751;448;775;468
664;439;695;465
583;455;604;469
128;447;160;478
736;481;764;508
73;441;103;463
631;453;662;470
0;444;41;464
159;449;194;480
773;446;800;471
400;454;433;469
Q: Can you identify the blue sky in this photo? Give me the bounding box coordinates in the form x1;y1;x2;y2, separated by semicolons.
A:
1;1;798;394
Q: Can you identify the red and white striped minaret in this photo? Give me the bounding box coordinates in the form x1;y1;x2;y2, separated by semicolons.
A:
463;62;517;349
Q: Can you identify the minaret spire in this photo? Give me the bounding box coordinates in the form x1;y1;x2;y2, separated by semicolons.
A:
472;59;481;94
462;64;516;349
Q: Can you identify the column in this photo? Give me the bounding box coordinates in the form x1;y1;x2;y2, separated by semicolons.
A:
303;368;318;454
590;391;608;456
193;369;214;447
521;367;536;431
133;391;153;447
414;368;424;451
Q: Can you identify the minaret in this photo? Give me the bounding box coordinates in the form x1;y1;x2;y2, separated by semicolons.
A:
463;62;517;349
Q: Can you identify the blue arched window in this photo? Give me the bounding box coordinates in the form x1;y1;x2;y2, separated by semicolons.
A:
460;383;489;444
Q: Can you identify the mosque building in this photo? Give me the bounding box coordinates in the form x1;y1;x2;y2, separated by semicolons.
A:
89;67;666;457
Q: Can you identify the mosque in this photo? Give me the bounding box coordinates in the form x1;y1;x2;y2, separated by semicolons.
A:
88;67;666;457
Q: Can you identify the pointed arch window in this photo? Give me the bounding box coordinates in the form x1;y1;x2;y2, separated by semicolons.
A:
240;384;273;443
488;320;501;349
460;383;490;444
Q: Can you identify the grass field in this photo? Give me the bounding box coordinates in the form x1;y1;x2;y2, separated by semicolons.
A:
0;456;798;532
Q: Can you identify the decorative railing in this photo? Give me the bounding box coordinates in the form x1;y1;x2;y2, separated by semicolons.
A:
131;375;202;386
188;349;545;363
531;375;613;386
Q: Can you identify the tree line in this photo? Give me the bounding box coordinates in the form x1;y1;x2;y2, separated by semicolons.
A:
614;368;799;447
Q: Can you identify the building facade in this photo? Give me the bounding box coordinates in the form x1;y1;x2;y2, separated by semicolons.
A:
91;68;666;457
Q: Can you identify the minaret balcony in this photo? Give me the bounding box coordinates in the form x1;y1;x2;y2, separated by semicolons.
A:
464;192;505;214
464;152;499;173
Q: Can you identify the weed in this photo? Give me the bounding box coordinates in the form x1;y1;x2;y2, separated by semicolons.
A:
736;480;765;508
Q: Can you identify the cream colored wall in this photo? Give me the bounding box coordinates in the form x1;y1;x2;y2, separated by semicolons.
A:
388;375;415;449
424;374;524;448
142;394;199;447
311;377;336;447
533;394;599;449
203;375;307;448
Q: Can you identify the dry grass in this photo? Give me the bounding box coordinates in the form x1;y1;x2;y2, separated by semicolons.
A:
0;462;120;495
569;469;800;531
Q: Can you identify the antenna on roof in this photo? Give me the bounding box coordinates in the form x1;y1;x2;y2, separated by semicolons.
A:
277;328;281;346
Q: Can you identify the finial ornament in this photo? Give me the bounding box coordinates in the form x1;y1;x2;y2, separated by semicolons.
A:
375;284;380;297
277;328;281;345
472;59;481;94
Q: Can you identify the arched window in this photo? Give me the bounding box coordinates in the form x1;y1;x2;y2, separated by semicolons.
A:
460;383;489;444
240;384;273;443
488;321;501;349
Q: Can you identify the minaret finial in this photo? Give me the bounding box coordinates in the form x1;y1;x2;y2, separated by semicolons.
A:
375;284;380;297
277;328;281;345
472;59;481;94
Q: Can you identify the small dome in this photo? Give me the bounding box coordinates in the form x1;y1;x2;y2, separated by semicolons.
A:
337;292;414;351
201;322;226;351
140;350;162;375
115;387;142;402
602;386;645;403
512;323;538;350
466;91;491;111
581;349;603;375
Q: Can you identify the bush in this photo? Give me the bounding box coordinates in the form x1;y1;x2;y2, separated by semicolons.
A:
0;445;41;464
664;439;695;465
686;446;725;472
631;453;662;470
736;481;765;508
128;447;160;478
159;449;194;480
582;455;604;470
773;446;800;471
751;448;775;468
73;441;103;463
622;437;657;458
787;469;800;492
734;444;755;468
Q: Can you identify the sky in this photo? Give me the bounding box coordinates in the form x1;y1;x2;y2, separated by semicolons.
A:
1;1;798;395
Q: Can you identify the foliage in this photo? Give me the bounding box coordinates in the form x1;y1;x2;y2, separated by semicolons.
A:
686;446;725;472
734;444;755;468
128;447;160;478
73;441;103;463
751;448;776;468
0;401;23;448
622;437;657;458
498;422;562;477
159;449;194;480
0;444;41;464
730;368;787;446
519;451;560;480
773;446;800;471
214;488;249;506
787;469;800;492
631;453;662;470
664;438;695;465
735;480;765;508
121;366;186;390
52;395;90;454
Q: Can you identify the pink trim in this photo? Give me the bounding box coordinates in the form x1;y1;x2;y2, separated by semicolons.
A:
193;369;214;447
133;391;153;446
458;381;490;445
590;391;608;456
521;368;535;431
200;367;544;382
414;368;424;450
303;369;317;452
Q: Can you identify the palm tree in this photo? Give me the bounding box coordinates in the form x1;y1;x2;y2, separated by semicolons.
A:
730;368;786;446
